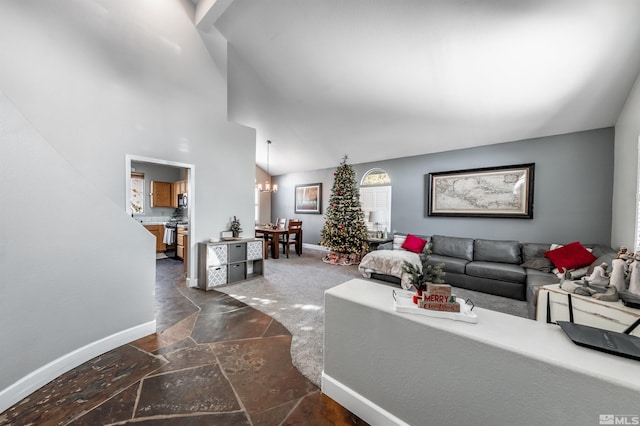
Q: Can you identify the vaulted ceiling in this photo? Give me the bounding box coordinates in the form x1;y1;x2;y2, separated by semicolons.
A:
193;0;640;176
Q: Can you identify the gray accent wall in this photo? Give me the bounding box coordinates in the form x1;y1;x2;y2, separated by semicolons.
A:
272;128;614;246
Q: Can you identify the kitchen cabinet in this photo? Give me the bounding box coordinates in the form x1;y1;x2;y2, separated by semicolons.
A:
144;225;166;252
197;239;264;290
182;233;188;273
177;227;187;260
170;179;188;208
178;179;188;194
150;181;172;207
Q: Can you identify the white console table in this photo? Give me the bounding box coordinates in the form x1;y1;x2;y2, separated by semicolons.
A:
537;284;640;336
323;279;640;426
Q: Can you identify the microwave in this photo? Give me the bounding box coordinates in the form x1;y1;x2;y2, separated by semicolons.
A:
178;193;188;207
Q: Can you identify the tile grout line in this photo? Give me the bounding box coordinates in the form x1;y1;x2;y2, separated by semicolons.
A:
209;343;255;426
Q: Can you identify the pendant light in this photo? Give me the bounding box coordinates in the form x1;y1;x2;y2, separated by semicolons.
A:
257;140;278;192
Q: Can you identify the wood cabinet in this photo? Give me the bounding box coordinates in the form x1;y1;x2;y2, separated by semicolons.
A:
176;227;188;274
171;182;178;208
151;179;187;208
144;225;166;252
177;227;187;260
170;179;188;208
150;181;172;207
197;239;264;290
177;179;188;194
182;233;188;273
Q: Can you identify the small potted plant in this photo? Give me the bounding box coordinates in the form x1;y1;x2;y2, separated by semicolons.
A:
402;243;445;300
230;216;242;238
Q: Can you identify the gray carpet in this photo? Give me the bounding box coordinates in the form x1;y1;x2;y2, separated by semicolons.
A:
215;247;529;387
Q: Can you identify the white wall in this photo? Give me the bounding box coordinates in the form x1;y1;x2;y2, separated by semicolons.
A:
324;280;640;426
613;73;640;249
0;0;255;411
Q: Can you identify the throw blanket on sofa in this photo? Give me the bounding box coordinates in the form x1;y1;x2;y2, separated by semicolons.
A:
358;249;421;290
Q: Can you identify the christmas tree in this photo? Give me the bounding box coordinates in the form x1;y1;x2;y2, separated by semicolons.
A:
321;155;369;265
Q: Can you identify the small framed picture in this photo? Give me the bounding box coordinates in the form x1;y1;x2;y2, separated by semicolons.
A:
295;183;322;214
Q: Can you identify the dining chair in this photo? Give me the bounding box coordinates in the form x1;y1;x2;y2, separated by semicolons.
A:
281;220;302;258
262;236;272;259
273;218;288;254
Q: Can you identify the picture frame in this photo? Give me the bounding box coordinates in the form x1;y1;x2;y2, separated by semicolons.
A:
295;183;322;214
427;163;534;218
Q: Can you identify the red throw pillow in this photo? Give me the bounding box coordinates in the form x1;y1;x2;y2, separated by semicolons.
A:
544;241;597;273
401;234;428;254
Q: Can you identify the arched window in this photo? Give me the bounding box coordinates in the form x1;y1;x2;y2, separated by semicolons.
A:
361;168;391;186
360;168;392;238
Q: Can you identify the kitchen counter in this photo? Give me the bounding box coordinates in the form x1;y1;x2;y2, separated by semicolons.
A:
134;219;188;227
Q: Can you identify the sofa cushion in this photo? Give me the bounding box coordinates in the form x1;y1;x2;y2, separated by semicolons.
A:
587;244;618;259
431;235;474;261
521;243;552;263
545;241;597;273
526;269;561;303
587;254;616;275
521;256;555;273
466;261;526;284
401;234;428;253
474;239;522;264
427;254;468;274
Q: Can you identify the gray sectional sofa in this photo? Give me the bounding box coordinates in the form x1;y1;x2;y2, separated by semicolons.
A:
371;234;617;319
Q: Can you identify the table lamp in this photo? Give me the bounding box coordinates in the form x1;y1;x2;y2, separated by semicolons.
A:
369;210;384;238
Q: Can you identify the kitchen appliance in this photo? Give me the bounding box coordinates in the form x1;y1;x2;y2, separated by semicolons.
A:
163;221;187;259
178;193;188;207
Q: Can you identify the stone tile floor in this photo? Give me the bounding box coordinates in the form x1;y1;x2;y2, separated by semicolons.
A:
1;258;367;425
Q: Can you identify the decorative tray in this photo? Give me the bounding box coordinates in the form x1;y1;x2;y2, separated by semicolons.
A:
392;289;478;324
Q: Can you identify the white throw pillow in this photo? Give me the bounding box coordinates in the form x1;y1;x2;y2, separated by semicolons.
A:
393;234;407;251
553;266;590;279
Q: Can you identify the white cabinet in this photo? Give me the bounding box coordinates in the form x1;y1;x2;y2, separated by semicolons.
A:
197;239;264;290
247;240;263;260
537;284;640;336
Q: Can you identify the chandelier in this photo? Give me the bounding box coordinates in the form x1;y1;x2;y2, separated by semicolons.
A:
257;140;278;193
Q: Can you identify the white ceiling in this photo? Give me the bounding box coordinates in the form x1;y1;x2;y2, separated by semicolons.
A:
194;0;640;176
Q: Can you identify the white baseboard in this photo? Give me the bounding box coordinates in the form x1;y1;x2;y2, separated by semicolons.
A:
187;277;198;288
321;372;409;426
302;243;329;252
0;320;156;414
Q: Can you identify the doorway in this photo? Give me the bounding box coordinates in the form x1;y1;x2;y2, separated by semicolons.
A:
125;155;196;286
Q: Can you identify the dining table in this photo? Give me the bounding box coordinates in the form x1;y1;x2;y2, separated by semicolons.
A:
254;226;289;259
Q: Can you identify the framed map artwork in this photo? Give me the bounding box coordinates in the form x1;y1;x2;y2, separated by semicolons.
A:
427;163;535;219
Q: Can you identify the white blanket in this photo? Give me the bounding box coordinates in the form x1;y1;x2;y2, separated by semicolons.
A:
358;249;422;290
